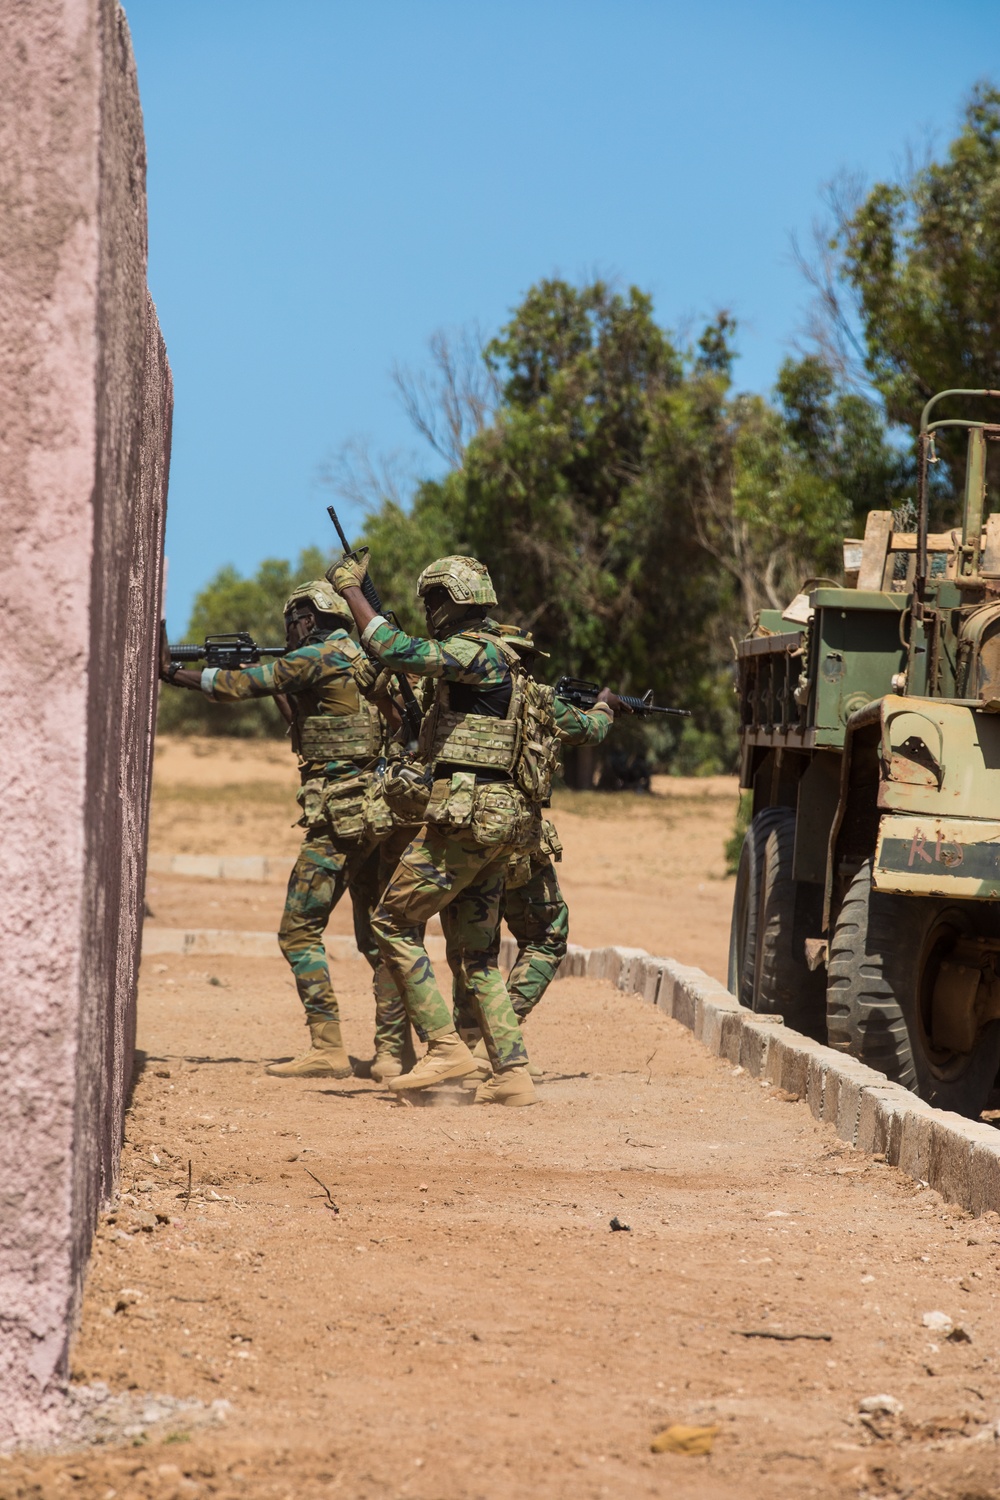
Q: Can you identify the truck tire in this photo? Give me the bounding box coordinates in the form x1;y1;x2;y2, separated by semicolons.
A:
751;810;826;1038
727;807;788;1008
826;859;1000;1117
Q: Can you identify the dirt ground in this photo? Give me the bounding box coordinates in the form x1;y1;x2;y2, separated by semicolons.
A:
5;737;1000;1500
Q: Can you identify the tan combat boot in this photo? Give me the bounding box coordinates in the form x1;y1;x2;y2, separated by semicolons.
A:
370;1048;403;1083
464;1034;543;1086
473;1065;536;1107
387;1032;477;1092
468;1036;492;1081
265;1018;353;1078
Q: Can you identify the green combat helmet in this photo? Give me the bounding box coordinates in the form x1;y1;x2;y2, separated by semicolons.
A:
283;578;353;626
416;555;497;636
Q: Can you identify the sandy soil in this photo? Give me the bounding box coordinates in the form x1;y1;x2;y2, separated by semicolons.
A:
7;737;1000;1500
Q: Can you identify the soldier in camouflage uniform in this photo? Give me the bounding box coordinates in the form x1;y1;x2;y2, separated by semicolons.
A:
329;552;617;1107
159;580;394;1078
451;631;612;1080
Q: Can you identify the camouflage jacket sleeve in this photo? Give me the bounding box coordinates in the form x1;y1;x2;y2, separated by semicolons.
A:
360;618;509;686
203;631;358;701
553;697;614;746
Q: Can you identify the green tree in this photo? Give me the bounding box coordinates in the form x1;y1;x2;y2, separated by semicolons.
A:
817;82;1000;490
351;282;908;773
355;283;736;767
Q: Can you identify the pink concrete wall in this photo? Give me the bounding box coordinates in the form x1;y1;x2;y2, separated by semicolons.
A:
0;0;171;1445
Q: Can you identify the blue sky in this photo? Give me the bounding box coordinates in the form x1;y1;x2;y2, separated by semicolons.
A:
125;0;1000;632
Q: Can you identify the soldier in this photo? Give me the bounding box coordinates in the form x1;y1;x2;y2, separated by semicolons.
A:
159;579;395;1078
452;630;608;1080
328;551;617;1107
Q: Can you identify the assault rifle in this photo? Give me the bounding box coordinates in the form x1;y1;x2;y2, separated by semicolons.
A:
554;676;691;718
326;503;423;742
168;633;285;670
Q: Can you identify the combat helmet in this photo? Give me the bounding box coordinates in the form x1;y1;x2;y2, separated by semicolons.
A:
417;555;497;636
283;578;353;627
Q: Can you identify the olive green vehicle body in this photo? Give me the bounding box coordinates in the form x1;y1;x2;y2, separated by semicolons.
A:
733;391;1000;1114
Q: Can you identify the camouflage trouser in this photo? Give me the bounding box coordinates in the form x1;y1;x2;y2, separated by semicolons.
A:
369;825;426;1056
278;831;379;1022
453;855;569;1030
371;825;528;1073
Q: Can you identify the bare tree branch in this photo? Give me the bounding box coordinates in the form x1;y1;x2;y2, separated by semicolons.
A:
791;170;872;390
318;437;419;515
392;325;500;466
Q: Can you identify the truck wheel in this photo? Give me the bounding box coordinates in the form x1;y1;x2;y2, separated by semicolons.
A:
727;807;788;1008
826;859;1000;1117
751;810;826;1038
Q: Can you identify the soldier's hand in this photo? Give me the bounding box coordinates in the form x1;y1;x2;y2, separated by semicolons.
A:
597;687;629;714
350;657;395;701
158;620;172;679
350;655;380;692
327;548;370;594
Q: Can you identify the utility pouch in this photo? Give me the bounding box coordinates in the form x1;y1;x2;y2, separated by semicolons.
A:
505;850;534;889
361;774;395;842
321;775;368;843
539;817;563;863
382;761;433;826
471;781;529;847
426;771;476;830
296;776;327;830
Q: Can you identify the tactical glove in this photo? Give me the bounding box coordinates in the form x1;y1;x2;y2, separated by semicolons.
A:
327;550;369;594
349;656;393;699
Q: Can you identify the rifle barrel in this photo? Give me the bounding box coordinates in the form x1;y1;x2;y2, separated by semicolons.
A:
326;504;352;555
327;504;384;615
617;694;691;718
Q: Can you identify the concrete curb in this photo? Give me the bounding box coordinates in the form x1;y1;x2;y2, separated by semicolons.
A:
142;929;448;961
148;854;283;881
552;942;1000;1217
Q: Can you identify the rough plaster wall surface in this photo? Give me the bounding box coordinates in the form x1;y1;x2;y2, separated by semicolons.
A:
0;0;170;1446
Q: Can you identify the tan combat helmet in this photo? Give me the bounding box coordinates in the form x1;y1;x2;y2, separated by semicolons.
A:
283;578;353;626
417;555;497;635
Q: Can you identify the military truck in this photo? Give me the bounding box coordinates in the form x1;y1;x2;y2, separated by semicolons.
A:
729;389;1000;1117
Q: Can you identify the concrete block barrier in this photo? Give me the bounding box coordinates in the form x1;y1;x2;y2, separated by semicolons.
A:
147;853;282;881
552;941;1000;1216
614;948;651;991
632;957;669;1005
556;945;589;979
142;929;448;961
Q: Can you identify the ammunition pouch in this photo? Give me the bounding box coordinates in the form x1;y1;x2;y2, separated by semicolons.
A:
321;774;369;843
361;774;395;842
426;771;477;831
539;817;563;863
299;708;381;764
296;776;327;831
505;850;535;890
423;773;533;849
472;782;535;848
381;761;433;827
